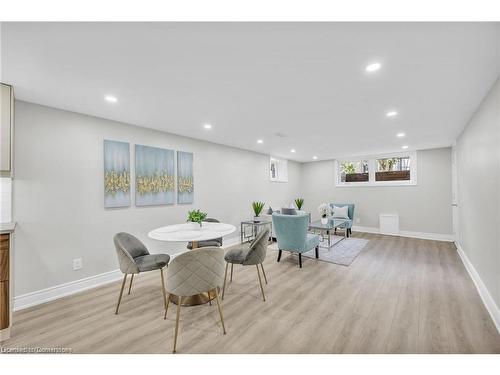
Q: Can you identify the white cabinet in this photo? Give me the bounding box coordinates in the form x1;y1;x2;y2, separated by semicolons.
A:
0;84;14;176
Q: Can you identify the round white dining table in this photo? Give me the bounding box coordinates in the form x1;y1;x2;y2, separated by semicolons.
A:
148;222;236;306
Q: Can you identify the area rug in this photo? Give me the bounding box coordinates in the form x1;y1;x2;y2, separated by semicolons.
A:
301;235;369;266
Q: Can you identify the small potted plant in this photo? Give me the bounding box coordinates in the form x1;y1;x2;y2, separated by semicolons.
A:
187;209;208;230
295;198;304;210
318;203;332;225
252;201;265;222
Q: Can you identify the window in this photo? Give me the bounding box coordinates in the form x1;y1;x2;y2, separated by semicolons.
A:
270;157;288;182
376;156;410;181
335;152;417;187
340;160;369;182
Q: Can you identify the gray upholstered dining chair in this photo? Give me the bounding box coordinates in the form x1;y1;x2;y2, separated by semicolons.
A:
186;217;223;249
222;228;270;301
164;246;226;353
113;232;170;315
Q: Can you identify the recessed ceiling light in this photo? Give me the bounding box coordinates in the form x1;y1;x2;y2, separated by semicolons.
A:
290;149;296;153
105;95;117;103
386;110;398;118
203;123;212;129
365;62;381;72
313;156;318;160
257;139;263;144
396;132;406;138
402;145;409;149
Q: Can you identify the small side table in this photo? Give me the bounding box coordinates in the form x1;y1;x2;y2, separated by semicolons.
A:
240;219;272;243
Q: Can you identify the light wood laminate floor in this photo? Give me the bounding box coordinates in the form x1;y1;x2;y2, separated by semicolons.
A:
4;233;500;353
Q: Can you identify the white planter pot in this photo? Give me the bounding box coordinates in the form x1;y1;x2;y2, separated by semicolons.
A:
188;221;202;230
321;217;328;225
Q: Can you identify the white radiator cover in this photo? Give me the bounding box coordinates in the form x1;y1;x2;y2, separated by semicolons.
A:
379;214;400;235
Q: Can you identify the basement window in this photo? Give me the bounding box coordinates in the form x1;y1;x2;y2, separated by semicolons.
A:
376;156;411;181
340;160;369;183
335;152;417;187
270;157;288;182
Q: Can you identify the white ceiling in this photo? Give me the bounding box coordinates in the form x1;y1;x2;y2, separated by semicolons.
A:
2;22;499;162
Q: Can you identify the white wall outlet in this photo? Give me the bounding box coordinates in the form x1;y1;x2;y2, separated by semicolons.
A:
73;258;83;270
356;218;361;224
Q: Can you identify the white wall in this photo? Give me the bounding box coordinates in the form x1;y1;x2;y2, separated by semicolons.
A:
456;77;500;309
300;148;453;236
0;178;11;223
13;101;301;296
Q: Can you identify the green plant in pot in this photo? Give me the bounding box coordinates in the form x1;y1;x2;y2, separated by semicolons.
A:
295;198;304;210
252;201;265;222
187;209;208;229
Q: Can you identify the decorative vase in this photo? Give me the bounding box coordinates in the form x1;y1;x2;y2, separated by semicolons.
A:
321;217;328;225
253;215;260;223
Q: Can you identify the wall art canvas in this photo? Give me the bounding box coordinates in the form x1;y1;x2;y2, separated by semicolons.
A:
135;145;175;206
177;151;194;204
103;140;131;208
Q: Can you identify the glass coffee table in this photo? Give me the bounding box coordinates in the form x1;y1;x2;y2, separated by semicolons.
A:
309;218;349;248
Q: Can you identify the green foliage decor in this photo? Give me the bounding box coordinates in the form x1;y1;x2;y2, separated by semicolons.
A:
295;198;304;210
187;209;207;225
252;201;265;217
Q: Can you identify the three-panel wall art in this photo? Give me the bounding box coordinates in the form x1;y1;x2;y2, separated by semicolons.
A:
103;139;194;208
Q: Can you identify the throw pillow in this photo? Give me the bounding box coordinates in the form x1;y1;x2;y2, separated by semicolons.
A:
281;207;297;215
332;205;349;219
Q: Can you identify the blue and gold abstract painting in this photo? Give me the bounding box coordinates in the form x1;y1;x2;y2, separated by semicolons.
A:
135;145;175;206
103;140;131;208
177;151;194;204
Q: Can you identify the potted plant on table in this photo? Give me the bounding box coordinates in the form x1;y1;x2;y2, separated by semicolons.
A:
187;209;208;230
252;201;265;222
318;203;332;225
295;198;304;210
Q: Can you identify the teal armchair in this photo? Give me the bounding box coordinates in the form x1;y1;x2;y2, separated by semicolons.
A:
329;203;355;237
272;213;320;268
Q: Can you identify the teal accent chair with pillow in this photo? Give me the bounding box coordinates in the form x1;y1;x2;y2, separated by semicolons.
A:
329;203;355;237
272;213;320;268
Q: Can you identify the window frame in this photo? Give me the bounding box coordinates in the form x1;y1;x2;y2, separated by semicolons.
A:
334;151;417;187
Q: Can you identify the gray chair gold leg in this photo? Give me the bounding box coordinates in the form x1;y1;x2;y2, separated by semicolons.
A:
214;287;226;334
256;265;266;301
208;289;212;306
260;263;268;284
173;295;182;353
128;274;134;295
164;293;170;319
115;274;128;315
160;268;168;316
222;262;229;300
230;263;234;282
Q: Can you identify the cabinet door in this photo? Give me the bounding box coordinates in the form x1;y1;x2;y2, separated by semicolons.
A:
0;84;13;174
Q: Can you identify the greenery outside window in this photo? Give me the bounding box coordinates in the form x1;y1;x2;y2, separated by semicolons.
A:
376;157;410;181
340;160;369;182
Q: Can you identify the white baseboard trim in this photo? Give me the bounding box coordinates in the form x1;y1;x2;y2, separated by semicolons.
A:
14;234;243;312
352;225;454;242
14;269;123;311
455;241;500;334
